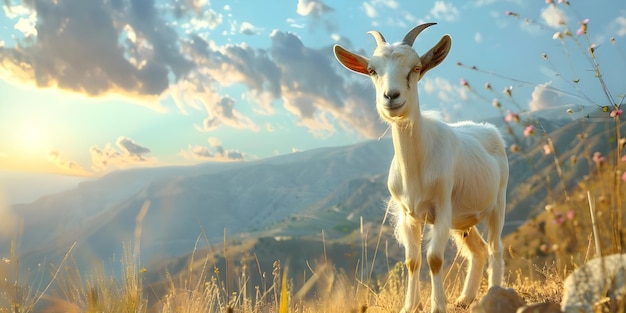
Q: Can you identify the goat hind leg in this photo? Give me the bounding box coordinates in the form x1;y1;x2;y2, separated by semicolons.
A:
487;200;505;287
452;227;487;307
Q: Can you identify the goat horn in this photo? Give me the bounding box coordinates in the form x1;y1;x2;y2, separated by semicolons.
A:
367;30;386;46
402;22;437;47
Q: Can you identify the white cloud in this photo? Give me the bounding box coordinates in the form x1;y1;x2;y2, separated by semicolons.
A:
239;22;260;35
179;137;245;162
474;32;483;43
14;12;37;37
541;5;566;29
46;151;91;176
0;41;4;48
613;16;626;36
363;2;377;18
296;0;333;17
430;1;460;23
90;136;157;172
2;4;31;19
528;82;565;111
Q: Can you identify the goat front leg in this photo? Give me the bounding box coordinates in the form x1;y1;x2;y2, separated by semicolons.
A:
397;211;423;313
427;208;451;313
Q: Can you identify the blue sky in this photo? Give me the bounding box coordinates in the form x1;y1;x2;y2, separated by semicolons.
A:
0;0;624;176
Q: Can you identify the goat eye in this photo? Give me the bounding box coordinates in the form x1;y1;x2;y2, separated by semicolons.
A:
368;68;377;76
412;66;421;73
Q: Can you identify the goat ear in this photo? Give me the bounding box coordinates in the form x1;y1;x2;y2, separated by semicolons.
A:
419;35;451;78
333;45;370;75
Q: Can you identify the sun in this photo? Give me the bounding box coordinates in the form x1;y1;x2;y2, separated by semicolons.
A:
15;119;49;154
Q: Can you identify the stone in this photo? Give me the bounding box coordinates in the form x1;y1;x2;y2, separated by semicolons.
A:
470;286;526;313
561;253;626;313
516;302;562;313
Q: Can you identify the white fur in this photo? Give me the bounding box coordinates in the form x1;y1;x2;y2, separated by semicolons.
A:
334;25;509;313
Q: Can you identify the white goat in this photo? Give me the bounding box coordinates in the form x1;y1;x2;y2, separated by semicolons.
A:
333;23;509;313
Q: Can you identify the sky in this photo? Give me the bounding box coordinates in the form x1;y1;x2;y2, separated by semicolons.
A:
0;0;625;177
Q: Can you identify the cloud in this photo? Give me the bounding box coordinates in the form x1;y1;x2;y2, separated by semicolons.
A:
429;1;460;23
420;76;470;121
474;32;483;43
0;0;194;109
199;95;259;131
541;5;566;29
46;150;91;176
179;137;245;162
612;15;626;36
363;2;377;18
296;0;333;17
90;136;157;172
528;82;565;111
240;22;261;35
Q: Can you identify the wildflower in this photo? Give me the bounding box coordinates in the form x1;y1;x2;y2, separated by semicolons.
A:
484;82;492;90
523;125;535;137
504;112;520;123
543;144;552;155
460;78;470;88
539;243;549;254
564;30;572;37
622;170;626;182
576;18;589;36
566;210;575;220
610;108;623;118
621;155;626;162
542;53;548;60
571;155;577;165
545;0;554;3
505;10;518;17
503;86;513;97
492;98;501;109
545;204;554;213
611;37;616;45
589;43;596;54
456;61;463;66
620;137;626;148
553;212;565;225
510;144;520;153
592;151;605;166
566;108;574;114
552;32;563;40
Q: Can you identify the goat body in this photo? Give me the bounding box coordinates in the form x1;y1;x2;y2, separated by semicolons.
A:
334;24;509;313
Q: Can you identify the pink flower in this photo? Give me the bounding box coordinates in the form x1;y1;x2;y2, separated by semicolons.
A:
545;0;554;3
622;171;626;182
576;19;589;36
610;109;623;118
504;112;520;123
505;11;518;17
553;212;565;225
567;210;576;220
460;78;470;88
592;151;605;166
621;155;626;162
523;125;535;137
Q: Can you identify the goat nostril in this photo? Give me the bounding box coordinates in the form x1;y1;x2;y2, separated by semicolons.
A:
384;90;401;100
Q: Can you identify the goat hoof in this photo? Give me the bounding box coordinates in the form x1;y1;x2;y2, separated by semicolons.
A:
454;296;474;308
399;303;423;313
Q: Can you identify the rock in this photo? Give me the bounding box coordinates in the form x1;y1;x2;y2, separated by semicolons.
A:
516;302;562;313
470;286;526;313
561;253;626;313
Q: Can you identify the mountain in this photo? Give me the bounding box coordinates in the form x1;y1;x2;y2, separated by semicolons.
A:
2;106;623;292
